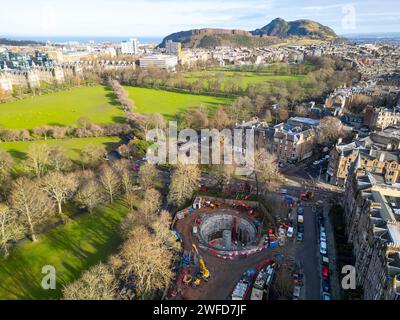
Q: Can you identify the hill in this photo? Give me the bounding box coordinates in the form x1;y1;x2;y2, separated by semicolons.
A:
159;18;337;49
251;18;337;38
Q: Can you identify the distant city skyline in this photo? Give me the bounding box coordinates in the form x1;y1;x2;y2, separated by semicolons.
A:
1;0;399;38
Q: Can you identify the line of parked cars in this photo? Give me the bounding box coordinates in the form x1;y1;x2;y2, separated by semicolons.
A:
318;210;331;300
297;206;304;242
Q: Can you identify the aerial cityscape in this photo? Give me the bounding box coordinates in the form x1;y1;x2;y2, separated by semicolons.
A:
0;0;399;309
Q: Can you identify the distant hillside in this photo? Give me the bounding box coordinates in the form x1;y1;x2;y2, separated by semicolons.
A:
159;18;337;49
251;18;337;38
159;28;279;48
0;38;45;46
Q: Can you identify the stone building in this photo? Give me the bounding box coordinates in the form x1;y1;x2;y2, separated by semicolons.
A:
327;126;400;186
343;163;400;300
364;106;400;130
238;117;317;164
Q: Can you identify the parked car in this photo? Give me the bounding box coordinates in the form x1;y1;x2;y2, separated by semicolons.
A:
322;266;329;279
322;293;331;300
322;256;329;266
298;224;304;233
320;241;327;255
287;227;294;238
293;286;301;300
320;231;327;242
322;279;330;292
298;215;304;224
297;207;304;215
297;232;303;242
313;161;320;166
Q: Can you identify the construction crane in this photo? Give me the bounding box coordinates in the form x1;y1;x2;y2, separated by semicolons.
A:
192;244;210;287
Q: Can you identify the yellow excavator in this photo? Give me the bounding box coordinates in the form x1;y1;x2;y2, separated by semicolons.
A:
192;244;210;287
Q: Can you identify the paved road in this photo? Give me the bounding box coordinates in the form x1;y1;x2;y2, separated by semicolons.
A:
295;206;321;300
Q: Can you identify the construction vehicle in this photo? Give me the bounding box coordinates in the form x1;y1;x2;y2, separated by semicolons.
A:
192;244;210;287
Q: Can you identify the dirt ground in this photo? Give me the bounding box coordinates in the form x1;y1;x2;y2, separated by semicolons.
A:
174;205;280;300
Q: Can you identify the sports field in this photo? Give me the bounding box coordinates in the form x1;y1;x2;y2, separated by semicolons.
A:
0;86;125;129
0;136;121;161
184;69;306;90
0;202;129;299
124;86;232;118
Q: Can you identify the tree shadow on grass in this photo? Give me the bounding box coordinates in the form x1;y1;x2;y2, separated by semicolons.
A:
7;149;27;161
0;203;127;299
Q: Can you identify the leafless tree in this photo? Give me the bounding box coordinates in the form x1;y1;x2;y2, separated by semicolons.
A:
151;210;180;254
10;177;54;241
124;189;139;211
0;203;23;257
138;163;159;189
254;150;282;196
168;163;200;207
75;180;105;214
63;263;118;300
49;146;72;172
99;164;121;203
141;188;161;222
112;159;133;194
80;144;106;169
111;225;173;298
25;143;50;178
211;106;231;130
318;116;345;146
42;172;78;215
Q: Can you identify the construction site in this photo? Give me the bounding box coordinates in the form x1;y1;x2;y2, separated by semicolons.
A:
165;196;283;300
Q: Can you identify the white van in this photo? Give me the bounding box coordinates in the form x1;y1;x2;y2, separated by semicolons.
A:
287;227;294;238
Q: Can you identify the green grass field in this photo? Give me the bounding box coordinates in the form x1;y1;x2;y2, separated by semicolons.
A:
124;86;232;119
0;136;121;161
0;86;125;130
0;202;129;299
183;69;306;90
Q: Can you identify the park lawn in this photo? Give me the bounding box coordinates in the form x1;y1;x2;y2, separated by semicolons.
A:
0;136;121;162
0;201;129;299
0;86;125;129
184;70;306;90
124;86;232;119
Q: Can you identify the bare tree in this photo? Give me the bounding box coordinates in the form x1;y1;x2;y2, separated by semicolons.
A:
140;188;161;222
184;108;209;130
49;146;72;172
168;163;200;207
254;150;282;196
42;172;78;215
0;203;23;257
80;144;106;169
151;210;180;254
63;263;118;300
211;106;231;130
142;113;166;133
138;163;159;189
112;159;133;194
318;116;345;146
25;143;50;178
99;164;121;203
0;149;14;181
112;225;173;298
125;189;139;211
10;177;54;241
75;180;105;214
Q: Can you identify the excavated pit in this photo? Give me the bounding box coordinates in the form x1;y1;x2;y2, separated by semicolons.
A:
198;213;258;250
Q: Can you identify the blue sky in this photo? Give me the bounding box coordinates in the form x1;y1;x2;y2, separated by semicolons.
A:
1;0;399;38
